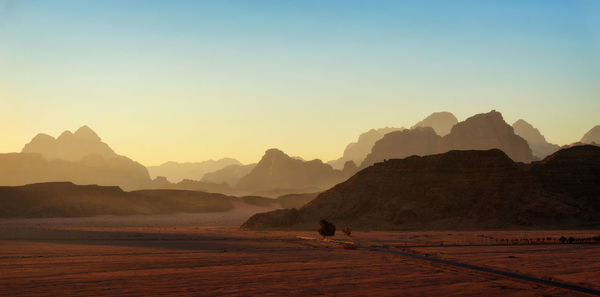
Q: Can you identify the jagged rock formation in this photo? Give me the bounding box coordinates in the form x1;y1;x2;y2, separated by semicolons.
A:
201;163;257;187
411;111;458;136
359;111;533;168
147;158;241;182
242;145;600;230
581;125;600;144
21;126;117;162
2;126;152;190
328;127;404;169
512;119;560;159
236;149;354;197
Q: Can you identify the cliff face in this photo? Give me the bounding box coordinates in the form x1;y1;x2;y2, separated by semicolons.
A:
242;145;600;230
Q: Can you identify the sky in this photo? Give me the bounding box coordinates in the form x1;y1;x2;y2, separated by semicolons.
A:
1;0;599;166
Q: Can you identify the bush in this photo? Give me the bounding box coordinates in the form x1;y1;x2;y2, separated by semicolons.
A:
342;227;352;236
318;219;336;238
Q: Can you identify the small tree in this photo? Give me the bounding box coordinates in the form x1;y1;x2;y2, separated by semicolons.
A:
318;219;336;239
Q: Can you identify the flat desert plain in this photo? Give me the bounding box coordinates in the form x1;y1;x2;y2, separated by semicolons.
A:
1;216;599;296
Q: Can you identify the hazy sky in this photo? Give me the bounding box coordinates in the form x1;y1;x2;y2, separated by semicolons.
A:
1;0;599;165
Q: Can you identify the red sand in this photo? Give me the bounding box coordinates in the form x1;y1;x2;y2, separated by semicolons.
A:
0;218;598;296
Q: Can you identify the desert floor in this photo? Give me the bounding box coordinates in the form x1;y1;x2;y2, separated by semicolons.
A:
1;215;599;296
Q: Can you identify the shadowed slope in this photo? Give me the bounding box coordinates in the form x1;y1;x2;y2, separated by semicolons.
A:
242;145;600;230
0;182;284;218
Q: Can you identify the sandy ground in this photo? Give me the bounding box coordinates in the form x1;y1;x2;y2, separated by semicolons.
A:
1;217;599;296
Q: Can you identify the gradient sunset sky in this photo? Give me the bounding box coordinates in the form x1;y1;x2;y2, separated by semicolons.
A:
1;0;599;165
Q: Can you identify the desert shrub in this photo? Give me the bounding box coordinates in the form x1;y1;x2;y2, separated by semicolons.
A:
559;236;567;244
342;227;352;236
318;219;336;238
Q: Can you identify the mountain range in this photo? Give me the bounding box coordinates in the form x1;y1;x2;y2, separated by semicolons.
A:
242;145;600;230
1;112;597;199
147;158;242;183
359;110;533;169
236;148;354;197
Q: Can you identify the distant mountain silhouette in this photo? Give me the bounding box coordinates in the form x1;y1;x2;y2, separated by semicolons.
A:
328;127;404;169
359;110;533;168
201;163;257;187
439;111;533;163
411;111;458;136
147;158;241;182
236;148;354;197
359;127;441;169
0;182;283;218
0;153;151;191
581;125;600;145
242;145;600;230
2;126;155;190
21;126;118;162
148;176;235;195
512;119;560;159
